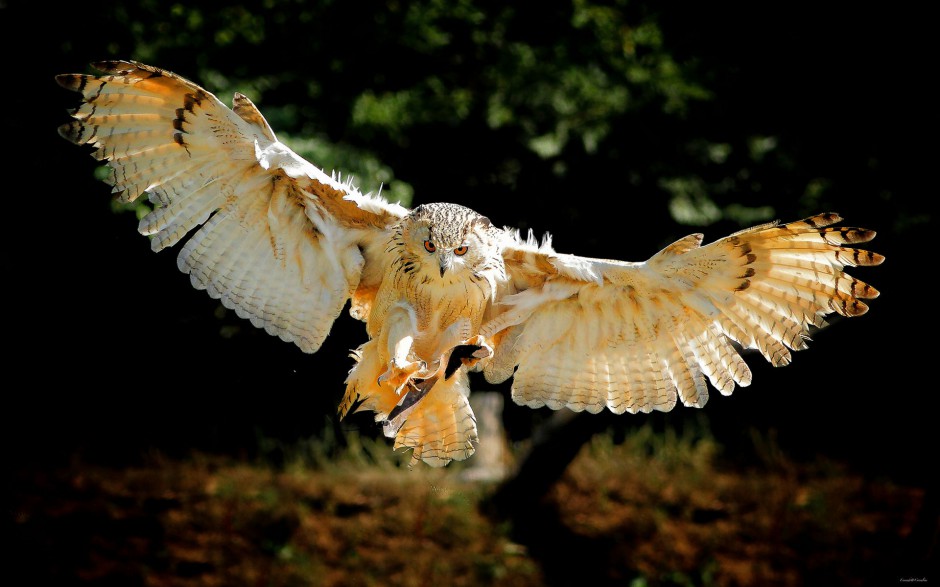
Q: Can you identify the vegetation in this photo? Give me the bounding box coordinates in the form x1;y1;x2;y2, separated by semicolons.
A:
12;425;923;586
57;0;894;233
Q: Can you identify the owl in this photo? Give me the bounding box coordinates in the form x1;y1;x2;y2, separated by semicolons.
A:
57;60;884;467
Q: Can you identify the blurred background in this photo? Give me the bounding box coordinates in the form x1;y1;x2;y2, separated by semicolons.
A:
5;1;936;585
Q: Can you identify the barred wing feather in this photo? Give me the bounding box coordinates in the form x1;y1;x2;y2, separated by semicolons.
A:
485;213;884;414
57;60;405;353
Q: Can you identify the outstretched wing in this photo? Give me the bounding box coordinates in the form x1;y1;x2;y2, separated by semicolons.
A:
483;213;884;414
58;60;407;353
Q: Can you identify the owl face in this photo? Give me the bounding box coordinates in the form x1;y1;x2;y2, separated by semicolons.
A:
400;203;500;281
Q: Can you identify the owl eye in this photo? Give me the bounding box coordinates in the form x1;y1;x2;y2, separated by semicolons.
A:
423;240;436;253
453;245;469;256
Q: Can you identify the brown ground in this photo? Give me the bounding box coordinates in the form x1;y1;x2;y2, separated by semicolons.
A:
9;428;932;586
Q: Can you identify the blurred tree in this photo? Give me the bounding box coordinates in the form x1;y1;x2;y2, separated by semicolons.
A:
57;0;909;243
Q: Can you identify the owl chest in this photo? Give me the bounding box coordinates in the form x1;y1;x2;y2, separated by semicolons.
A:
413;281;487;333
373;272;489;336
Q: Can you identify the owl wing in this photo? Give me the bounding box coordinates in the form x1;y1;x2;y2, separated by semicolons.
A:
482;214;883;414
58;60;407;353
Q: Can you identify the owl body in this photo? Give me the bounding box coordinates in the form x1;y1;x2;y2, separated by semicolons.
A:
57;61;884;467
340;204;510;464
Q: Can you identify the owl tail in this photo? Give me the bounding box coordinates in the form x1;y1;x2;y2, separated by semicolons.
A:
387;372;478;468
342;342;478;467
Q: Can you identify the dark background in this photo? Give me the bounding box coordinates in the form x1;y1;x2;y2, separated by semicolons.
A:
3;0;935;508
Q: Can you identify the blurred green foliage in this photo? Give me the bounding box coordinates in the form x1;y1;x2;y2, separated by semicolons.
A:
59;0;907;237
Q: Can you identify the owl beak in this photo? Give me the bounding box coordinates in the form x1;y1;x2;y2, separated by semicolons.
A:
439;252;453;278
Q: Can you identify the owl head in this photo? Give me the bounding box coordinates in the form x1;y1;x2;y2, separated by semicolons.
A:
398;203;503;282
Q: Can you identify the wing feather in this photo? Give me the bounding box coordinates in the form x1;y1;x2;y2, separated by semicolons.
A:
58;60;405;353
487;213;883;414
60;59;888;464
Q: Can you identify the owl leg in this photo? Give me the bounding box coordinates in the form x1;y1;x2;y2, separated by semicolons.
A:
422;319;493;378
377;304;428;394
428;317;473;359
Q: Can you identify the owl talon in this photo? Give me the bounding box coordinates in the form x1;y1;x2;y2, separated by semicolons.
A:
471;345;492;359
378;359;428;394
460;335;493;368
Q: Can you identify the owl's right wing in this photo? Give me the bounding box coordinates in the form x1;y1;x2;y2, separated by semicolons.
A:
58;60;407;353
482;214;883;414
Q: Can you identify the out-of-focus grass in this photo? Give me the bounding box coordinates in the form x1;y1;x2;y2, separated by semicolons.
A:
12;420;924;586
13;429;542;587
550;419;925;586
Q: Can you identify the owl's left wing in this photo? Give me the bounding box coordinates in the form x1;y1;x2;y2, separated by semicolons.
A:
58;60;407;353
482;214;883;414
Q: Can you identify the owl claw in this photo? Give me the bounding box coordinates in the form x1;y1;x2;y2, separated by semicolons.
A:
378;359;428;394
461;335;493;367
472;346;492;359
